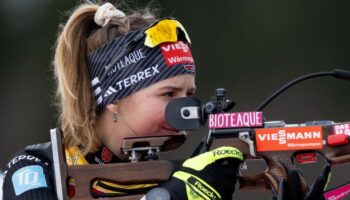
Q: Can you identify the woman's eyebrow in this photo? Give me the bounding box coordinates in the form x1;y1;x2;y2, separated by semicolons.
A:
158;86;183;91
159;85;196;92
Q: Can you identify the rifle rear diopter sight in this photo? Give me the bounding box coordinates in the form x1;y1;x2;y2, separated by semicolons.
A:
121;134;186;162
203;88;236;114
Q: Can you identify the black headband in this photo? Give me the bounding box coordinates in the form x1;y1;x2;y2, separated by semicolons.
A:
87;18;195;112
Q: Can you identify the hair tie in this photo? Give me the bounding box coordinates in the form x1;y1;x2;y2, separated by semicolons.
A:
94;3;126;27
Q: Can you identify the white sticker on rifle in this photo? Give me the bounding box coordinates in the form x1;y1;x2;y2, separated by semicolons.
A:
208;112;263;129
333;123;350;136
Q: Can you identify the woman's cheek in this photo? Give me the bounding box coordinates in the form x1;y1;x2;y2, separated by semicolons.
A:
151;102;167;125
140;106;163;129
159;101;167;118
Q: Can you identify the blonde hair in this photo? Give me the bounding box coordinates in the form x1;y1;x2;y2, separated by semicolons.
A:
53;1;157;154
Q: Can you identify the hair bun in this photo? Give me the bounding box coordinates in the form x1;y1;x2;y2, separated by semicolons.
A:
94;2;126;27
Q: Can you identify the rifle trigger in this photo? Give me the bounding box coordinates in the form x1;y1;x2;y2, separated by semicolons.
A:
239;132;256;157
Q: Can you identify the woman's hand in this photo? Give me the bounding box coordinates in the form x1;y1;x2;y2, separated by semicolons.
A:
146;146;243;200
271;164;331;200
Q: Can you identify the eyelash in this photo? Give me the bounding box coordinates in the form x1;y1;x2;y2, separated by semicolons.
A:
162;91;194;97
163;92;174;97
186;92;194;97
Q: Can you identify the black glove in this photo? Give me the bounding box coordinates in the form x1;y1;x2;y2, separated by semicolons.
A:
150;146;243;200
271;164;331;200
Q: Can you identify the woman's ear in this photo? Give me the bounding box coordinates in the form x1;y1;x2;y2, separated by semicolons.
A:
106;102;119;113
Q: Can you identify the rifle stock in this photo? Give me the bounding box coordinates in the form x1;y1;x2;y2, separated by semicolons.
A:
68;161;178;200
51;129;183;200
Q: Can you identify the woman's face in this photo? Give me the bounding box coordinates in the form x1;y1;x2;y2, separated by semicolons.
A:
116;74;196;137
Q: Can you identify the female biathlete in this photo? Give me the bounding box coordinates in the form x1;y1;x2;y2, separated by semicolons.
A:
2;2;329;200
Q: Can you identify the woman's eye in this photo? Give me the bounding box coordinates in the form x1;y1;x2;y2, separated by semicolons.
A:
163;92;174;97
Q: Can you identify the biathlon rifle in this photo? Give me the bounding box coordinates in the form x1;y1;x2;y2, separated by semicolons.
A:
51;69;350;199
165;68;350;195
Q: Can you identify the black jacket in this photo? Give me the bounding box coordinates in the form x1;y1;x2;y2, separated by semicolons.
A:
2;142;156;199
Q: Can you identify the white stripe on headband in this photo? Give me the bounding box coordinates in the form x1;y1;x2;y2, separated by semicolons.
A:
91;77;100;86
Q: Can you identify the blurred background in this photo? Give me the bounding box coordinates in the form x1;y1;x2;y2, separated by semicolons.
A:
0;0;349;199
